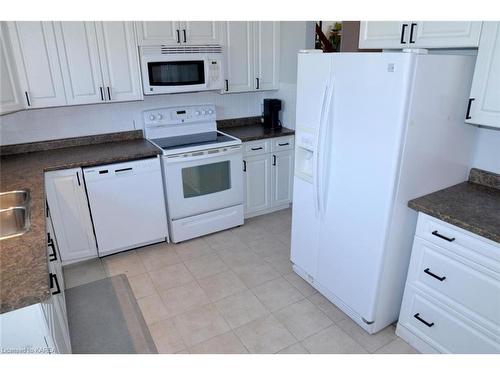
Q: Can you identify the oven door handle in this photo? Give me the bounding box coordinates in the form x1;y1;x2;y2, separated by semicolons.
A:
165;147;241;164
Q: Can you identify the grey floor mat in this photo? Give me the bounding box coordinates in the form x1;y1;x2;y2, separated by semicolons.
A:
65;274;157;354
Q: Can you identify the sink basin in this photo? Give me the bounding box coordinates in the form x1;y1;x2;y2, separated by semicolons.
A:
0;190;30;209
0;207;30;239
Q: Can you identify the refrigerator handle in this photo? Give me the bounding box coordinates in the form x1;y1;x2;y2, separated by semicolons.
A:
319;83;335;216
314;85;329;219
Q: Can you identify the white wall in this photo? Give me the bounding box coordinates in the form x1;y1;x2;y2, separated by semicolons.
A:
471;127;500;174
0;21;310;146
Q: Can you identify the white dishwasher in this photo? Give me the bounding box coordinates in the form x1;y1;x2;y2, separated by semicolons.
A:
83;157;168;257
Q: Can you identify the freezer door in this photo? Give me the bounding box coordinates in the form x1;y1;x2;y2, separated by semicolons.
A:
316;53;414;323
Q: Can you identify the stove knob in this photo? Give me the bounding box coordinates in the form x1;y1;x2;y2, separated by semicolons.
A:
149;114;156;121
157;113;163;120
207;109;214;114
195;110;201;116
202;110;207;115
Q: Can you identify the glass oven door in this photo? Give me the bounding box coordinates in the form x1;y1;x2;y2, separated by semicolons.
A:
164;146;243;220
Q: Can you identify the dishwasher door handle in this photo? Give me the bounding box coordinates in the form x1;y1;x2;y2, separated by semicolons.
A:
115;167;133;174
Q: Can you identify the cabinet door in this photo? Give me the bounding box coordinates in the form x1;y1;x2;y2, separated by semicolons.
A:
414;21;482;48
45;168;97;265
222;22;254;93
96;22;143;102
6;21;66;108
359;21;409;49
181;21;222;44
54;22;105;105
254;21;280;91
136;21;181;46
0;23;24;114
466;22;500;128
271;150;294;207
244;154;272;214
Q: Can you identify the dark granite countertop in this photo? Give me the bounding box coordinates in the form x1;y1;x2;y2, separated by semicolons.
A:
408;168;500;244
217;116;295;142
0;131;161;314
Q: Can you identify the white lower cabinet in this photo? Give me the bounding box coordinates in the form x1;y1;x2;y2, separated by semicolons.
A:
45;167;97;265
0;23;24;114
243;136;294;217
396;213;500;353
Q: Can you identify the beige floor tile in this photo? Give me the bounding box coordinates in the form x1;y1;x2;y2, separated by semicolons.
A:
137;243;182;271
148;263;194;291
277;342;310;354
173;304;230;347
174;349;190;354
128;273;156;299
214;290;268;329
189;332;248;354
336;318;396;353
234;314;296;354
274;299;333;340
264;253;293;275
375;338;419;354
307;293;350;322
63;258;106;289
184;254;228;279
283;272;317;297
159;280;210;318
103;250;146;277
205;230;248;251
246;235;289;258
174;238;214;261
230;222;269;244
148;318;186;354
301;325;368;354
217;247;260;269
252;277;304;312
198;270;247;302
274;230;292;248
137;293;169;325
232;261;281;288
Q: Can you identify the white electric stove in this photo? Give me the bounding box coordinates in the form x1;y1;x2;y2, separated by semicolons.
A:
144;105;244;243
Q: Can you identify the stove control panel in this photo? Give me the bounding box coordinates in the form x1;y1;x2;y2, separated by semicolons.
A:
143;105;216;126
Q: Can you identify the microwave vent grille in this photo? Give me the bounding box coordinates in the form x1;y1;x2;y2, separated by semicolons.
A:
158;45;223;54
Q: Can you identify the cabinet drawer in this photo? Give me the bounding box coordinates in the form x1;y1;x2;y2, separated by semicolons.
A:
408;237;500;328
399;287;500;353
271;136;294;152
243;139;270;156
415;213;500;271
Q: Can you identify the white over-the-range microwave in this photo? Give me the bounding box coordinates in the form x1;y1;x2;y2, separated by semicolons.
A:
139;45;224;95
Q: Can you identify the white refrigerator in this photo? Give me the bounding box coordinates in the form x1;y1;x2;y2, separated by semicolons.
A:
291;51;477;334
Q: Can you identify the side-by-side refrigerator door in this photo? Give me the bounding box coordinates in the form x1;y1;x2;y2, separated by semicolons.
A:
290;52;332;281
315;53;414;325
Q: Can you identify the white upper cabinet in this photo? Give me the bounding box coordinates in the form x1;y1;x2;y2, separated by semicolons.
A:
54;22;104;105
6;21;67;108
0;23;24;115
222;22;254;93
359;21;482;49
254;21;280;91
222;21;280;93
136;21;222;46
466;22;500;129
96;22;143;102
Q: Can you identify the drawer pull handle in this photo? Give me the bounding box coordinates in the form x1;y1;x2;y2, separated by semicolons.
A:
431;230;455;242
47;233;57;262
424;268;446;281
251;147;263;151
278;142;290;146
49;273;61;295
414;313;434;328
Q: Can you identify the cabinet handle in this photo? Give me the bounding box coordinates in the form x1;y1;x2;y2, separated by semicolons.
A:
99;86;104;101
24;91;31;107
47;233;57;262
251;147;263;151
424;268;446;281
272;155;277;166
465;98;474;120
400;24;408;44
225;79;229;92
243;160;247;172
49;273;61;295
409;23;417;44
431;230;455;242
256;78;260;90
183;29;187;43
76;171;81;186
107;86;111;101
176;29;181;43
413;313;434;327
278;142;289;146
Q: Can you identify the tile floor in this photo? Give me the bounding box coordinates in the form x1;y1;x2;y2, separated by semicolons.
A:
63;208;418;354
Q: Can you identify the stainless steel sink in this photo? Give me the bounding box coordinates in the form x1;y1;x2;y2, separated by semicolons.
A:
0;190;31;240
